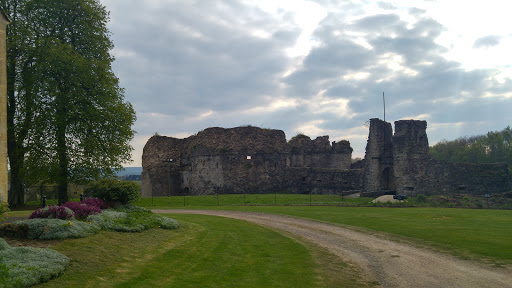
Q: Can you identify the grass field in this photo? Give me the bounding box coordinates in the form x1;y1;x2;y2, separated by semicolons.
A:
32;214;369;288
134;193;374;207
134;196;512;264
5;196;512;286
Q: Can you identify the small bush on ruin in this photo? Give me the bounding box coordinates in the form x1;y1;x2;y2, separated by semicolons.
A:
84;179;140;206
415;194;427;203
29;205;75;220
62;202;101;220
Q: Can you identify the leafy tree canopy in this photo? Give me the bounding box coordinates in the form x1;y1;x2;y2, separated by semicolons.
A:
3;0;136;206
430;126;512;166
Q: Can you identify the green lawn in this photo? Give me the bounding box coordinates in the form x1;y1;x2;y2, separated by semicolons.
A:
136;198;512;264
33;214;369;288
135;194;373;207
6;196;511;287
239;206;512;263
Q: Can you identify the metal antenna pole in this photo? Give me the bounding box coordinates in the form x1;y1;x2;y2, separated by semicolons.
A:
383;92;386;122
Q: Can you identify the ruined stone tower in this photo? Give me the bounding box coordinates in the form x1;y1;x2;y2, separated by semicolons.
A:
392;120;431;194
363;118;395;193
362;119;510;196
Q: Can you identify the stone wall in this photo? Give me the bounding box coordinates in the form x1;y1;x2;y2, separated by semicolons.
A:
365;119;511;195
289;135;352;169
143;120;511;198
142;126;354;196
419;161;510;195
285;168;364;194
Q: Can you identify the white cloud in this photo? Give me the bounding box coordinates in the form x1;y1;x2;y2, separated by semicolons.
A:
98;0;512;167
293;119;326;136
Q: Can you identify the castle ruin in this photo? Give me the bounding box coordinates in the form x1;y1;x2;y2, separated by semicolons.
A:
141;119;510;197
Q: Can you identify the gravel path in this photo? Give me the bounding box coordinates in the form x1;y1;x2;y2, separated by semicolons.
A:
154;209;512;288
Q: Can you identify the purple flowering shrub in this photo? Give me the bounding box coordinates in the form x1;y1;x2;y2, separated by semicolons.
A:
80;197;106;209
62;202;101;220
29;205;74;220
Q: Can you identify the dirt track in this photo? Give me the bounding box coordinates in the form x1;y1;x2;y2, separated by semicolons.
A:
154;209;512;288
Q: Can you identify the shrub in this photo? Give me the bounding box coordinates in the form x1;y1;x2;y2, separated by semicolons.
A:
0;245;69;287
159;216;180;229
415;194;427;203
13;218;100;240
87;210;142;232
0;237;10;251
0;202;8;223
29;205;75;220
62;202;101;220
85;179;140;206
80;197;106;209
87;205;179;232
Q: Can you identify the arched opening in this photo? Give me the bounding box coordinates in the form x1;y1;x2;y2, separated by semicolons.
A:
380;167;395;191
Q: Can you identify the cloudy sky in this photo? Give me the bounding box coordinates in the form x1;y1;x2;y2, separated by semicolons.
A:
99;0;512;167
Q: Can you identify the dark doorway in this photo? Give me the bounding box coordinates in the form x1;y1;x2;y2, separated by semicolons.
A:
380;167;395;190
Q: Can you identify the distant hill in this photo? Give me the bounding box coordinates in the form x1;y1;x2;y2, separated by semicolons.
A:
116;167;142;177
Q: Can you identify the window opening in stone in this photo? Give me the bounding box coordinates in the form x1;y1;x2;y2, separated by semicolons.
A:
247;156;251;160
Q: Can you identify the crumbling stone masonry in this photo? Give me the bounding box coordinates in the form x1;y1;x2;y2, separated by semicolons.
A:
365;118;511;196
363;119;394;193
142;120;510;197
142;126;361;196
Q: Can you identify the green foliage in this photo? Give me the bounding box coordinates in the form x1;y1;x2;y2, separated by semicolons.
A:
29;205;75;220
0;244;69;288
158;216;180;229
288;132;308;143
87;210;137;232
11;218;100;240
0;237;10;251
3;0;136;207
0;202;8;223
85;179;141;205
430;126;512;167
415;194;427;203
87;205;178;232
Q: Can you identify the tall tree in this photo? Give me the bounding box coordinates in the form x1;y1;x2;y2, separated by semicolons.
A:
430;126;512;167
2;0;136;206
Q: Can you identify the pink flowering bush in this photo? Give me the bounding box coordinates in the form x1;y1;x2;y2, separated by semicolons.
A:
29;205;74;220
79;197;106;209
62;202;101;220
